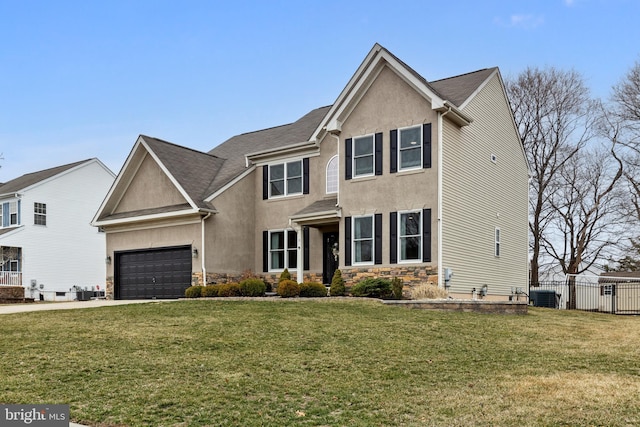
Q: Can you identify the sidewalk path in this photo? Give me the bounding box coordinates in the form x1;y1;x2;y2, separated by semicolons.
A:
0;298;178;315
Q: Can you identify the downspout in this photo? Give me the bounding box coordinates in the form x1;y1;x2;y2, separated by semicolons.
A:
330;133;340;207
201;212;212;285
438;107;451;289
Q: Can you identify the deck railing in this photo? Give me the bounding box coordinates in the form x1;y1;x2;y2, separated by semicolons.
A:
0;271;22;286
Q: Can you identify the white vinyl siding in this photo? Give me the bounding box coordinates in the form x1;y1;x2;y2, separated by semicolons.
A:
0;160;114;293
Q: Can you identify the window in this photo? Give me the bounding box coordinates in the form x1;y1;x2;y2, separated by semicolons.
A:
9;202;18;226
269;160;302;198
399;126;422;170
353;135;374;177
269;230;297;270
353;216;374;264
34;203;46;226
1;201;20;228
495;228;501;257
326;155;338;194
399;211;421;261
391;123;431;173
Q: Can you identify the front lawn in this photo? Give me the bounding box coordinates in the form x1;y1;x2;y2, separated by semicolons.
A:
1;299;639;426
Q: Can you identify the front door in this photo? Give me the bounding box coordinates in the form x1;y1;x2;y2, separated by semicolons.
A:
323;232;339;284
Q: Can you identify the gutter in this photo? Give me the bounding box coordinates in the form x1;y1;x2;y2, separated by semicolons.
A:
245;140;320;166
435;101;472;127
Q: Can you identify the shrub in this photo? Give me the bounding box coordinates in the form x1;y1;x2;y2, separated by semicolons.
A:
217;282;242;297
329;269;346;296
239;278;267;297
184;285;203;298
264;281;273;293
350;278;392;299
201;285;220;297
277;279;300;298
299;282;328;298
391;277;404;300
410;282;449;300
279;268;292;283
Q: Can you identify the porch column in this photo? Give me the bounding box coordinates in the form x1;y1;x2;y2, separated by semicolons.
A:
291;221;303;284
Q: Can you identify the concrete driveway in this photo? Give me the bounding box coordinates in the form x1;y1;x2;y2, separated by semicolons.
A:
0;298;178;315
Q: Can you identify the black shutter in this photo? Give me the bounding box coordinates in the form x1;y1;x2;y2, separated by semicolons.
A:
345;138;352;180
423;208;432;262
344;217;352;266
375;132;383;176
262;231;269;272
262;166;269;200
303;226;310;270
375;213;382;265
390;212;397;264
423;123;432;169
303;158;310;194
390;129;398;173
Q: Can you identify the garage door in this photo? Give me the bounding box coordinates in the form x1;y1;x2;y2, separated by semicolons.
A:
115;246;192;299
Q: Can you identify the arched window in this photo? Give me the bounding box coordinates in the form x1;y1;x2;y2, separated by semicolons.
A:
326;155;338;194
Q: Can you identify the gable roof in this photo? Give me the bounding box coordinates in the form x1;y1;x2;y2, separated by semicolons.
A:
96;43;504;224
206;106;331;195
430;68;498;108
141;136;225;210
0;159;97;196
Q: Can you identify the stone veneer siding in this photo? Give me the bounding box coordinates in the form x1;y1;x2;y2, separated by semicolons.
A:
339;266;438;287
195;272;324;288
105;277;114;300
109;266;437;299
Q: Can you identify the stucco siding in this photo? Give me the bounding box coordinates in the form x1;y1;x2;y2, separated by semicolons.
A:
207;171;255;274
338;65;439;268
441;74;529;295
105;219;202;280
114;153;187;214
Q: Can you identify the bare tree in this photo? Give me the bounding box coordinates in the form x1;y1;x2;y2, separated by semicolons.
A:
612;61;640;224
506;67;595;284
543;138;623;308
612;60;640;125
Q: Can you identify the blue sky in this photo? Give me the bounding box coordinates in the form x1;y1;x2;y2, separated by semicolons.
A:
0;0;638;181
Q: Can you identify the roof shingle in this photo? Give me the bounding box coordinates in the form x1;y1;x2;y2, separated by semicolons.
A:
0;159;93;195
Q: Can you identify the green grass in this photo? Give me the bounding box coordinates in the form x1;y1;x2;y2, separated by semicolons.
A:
1;299;640;426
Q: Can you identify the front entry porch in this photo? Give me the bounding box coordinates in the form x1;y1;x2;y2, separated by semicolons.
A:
290;198;341;285
0;246;22;287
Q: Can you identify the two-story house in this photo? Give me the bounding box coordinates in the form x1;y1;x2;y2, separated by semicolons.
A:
0;159;115;300
92;44;529;300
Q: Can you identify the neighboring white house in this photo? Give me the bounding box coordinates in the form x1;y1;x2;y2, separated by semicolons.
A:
0;159;115;300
